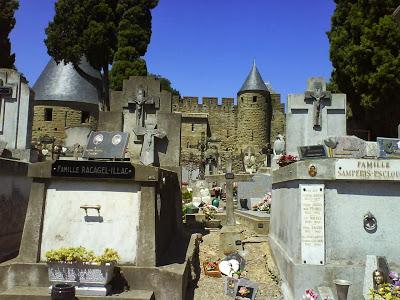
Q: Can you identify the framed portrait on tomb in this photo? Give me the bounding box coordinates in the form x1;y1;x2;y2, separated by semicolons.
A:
234;278;258;300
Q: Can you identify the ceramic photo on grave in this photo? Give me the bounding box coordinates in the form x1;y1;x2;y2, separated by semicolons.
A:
234;279;258;300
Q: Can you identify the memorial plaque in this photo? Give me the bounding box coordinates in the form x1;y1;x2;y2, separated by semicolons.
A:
298;145;327;160
377;137;400;158
336;159;400;181
51;160;135;179
84;131;129;159
300;184;325;265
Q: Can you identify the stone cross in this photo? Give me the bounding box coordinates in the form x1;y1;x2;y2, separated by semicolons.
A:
133;121;166;166
304;79;332;129
128;88;157;127
225;159;235;226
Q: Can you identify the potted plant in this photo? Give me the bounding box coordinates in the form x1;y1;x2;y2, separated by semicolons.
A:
202;205;221;228
46;246;119;292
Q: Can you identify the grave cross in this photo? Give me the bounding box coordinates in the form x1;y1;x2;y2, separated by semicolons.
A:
128;88;157;127
225;159;235;226
304;80;332;129
133;121;166;166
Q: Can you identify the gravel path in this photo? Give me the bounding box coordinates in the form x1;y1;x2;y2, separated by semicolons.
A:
192;226;283;300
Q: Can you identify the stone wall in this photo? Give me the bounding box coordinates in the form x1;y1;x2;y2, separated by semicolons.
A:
174;94;285;173
0;158;31;262
32;101;98;145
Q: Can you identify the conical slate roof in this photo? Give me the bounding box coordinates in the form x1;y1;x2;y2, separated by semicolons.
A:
33;57;101;105
238;61;269;94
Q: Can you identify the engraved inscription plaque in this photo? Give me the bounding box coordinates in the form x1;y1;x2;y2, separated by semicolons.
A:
300;184;325;265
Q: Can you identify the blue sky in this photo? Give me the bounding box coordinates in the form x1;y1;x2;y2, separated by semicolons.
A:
11;0;336;104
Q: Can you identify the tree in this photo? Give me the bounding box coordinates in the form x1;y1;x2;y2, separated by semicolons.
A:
0;0;19;69
327;0;400;138
149;73;181;97
45;0;158;110
110;0;158;91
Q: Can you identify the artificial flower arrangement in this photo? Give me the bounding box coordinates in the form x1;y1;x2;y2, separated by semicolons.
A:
252;192;272;213
369;271;400;299
203;259;221;277
277;154;298;167
302;289;332;300
202;205;218;220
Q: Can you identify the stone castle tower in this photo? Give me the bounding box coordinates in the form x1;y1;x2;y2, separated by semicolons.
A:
237;62;271;152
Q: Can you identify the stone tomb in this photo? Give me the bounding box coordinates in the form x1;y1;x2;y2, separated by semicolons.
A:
99;76;181;168
237;173;271;209
0;160;198;300
286;77;346;156
270;158;400;299
0;69;34;161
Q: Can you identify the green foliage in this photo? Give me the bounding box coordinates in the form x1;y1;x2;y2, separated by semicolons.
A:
45;0;159;108
0;0;19;69
110;0;159;90
182;189;193;201
45;247;119;264
149;73;181;97
327;0;400;138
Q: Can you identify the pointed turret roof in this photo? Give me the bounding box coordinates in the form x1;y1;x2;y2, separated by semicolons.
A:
238;61;269;94
33;57;101;105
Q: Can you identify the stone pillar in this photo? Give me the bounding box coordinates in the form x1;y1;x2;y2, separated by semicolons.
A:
225;177;235;226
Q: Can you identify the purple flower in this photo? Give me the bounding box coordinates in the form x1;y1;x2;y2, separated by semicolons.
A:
389;272;399;280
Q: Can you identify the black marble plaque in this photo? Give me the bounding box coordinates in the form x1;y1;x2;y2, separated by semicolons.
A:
298;145;327;160
51;160;135;179
83;131;129;159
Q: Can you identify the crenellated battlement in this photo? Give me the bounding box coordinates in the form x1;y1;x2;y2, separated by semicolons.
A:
173;96;238;113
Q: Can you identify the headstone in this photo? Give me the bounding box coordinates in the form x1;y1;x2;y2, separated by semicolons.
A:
133;121;166;166
0;69;34;161
298;145;327;160
286;77;346;156
324;135;367;158
377;137;400;158
237;173;271;201
83;131;129;159
300;184;325;265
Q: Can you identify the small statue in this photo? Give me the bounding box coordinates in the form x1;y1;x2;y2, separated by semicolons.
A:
273;134;285;156
243;146;256;174
373;269;386;291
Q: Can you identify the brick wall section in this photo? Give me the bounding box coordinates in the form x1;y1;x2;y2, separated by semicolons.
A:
32;104;97;145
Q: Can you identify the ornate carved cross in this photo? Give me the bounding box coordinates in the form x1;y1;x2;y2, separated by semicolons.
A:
133;121;166;166
304;80;332;129
128;88;157;127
